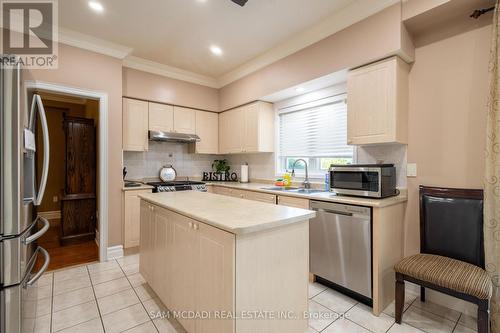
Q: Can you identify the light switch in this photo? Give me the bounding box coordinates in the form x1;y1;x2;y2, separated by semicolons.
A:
53;196;58;203
407;163;417;177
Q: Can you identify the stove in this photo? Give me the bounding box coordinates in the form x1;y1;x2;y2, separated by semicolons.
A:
146;181;207;193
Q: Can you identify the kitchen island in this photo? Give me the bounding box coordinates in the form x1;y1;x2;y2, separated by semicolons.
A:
138;191;316;333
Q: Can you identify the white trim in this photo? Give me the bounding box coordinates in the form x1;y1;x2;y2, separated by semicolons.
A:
37;210;61;220
123;56;219;89
24;80;109;262
59;28;133;59
107;245;124;259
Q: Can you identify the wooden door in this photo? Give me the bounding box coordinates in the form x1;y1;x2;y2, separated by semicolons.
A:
123;98;148;151
195;111;218;154
218;111;230;154
169;211;197;332
195;221;235;333
149;102;174;132
173;106;196;134
152;206;170;302
61;116;96;245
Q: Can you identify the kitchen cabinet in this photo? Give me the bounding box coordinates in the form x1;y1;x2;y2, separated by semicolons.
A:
140;199;309;333
123;98;149;151
140;203;235;333
123;188;153;248
277;195;310;209
194;111;219;154
347;56;409;145
174;106;196;134
211;186;277;204
149;102;174;132
219;101;275;154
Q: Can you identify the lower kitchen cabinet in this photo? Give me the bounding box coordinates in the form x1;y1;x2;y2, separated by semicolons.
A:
211;186;277;204
141;202;235;333
123;188;153;248
140;200;309;333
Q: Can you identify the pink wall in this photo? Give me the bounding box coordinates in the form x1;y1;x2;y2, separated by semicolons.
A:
218;3;414;110
24;43;124;247
404;24;491;256
123;68;219;111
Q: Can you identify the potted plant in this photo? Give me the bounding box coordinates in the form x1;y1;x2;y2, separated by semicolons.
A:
212;159;231;180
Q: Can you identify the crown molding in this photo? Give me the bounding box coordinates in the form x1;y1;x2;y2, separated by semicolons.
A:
59;28;133;59
123;56;220;88
217;0;400;87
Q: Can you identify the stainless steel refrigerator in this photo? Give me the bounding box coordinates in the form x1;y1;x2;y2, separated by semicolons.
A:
0;62;51;333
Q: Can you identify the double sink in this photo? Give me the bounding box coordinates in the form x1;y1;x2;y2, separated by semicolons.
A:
260;186;327;194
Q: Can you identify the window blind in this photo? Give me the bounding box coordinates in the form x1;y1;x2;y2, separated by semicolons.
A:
279;100;351;158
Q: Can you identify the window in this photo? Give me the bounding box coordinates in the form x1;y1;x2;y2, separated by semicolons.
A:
277;95;354;177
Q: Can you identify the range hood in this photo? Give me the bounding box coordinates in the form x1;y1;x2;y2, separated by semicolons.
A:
149;130;200;143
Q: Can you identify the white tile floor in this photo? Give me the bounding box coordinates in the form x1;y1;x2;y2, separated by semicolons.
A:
32;252;478;333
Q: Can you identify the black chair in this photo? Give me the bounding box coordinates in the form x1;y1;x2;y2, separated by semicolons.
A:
394;186;492;333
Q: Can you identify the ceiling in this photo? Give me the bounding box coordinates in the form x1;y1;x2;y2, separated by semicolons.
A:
59;0;356;78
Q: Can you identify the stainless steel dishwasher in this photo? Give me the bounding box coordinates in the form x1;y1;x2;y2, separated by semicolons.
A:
309;200;372;303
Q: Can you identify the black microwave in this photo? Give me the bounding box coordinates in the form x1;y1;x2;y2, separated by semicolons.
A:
329;164;397;198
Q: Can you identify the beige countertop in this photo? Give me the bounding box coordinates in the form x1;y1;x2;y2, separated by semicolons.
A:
205;182;407;208
139;191;316;235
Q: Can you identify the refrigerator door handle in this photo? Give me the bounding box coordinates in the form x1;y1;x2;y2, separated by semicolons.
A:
31;94;50;206
25;246;49;287
23;216;49;245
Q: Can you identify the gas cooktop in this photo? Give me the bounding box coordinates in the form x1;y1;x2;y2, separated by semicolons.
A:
146;181;207;193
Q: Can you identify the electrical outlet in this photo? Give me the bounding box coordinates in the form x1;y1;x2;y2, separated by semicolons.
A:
53;196;58;203
407;163;417;177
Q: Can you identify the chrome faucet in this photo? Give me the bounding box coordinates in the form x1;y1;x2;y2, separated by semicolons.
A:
291;159;311;189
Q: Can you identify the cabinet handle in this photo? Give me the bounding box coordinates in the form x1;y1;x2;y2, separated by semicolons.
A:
189;222;193;229
193;223;199;231
240;194;244;198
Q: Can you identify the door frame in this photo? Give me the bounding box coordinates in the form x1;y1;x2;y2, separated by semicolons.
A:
24;80;109;262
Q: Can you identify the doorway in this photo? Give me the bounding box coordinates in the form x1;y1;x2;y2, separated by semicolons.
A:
34;93;100;270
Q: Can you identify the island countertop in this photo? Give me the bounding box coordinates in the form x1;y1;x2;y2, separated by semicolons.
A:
139;191;316;235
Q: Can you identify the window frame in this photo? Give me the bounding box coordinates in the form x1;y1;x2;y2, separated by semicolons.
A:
274;92;356;180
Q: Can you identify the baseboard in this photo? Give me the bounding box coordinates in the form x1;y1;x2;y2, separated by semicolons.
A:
37;210;61;220
107;245;124;259
406;282;477;317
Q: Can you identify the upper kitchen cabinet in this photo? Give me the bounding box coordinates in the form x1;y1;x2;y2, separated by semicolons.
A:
149;102;174;132
194;111;219;154
219;101;275;154
123;98;149;151
173;106;196;134
347;56;409;145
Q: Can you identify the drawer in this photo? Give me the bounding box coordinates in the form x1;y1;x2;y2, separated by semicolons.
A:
243;191;276;204
277;195;310;209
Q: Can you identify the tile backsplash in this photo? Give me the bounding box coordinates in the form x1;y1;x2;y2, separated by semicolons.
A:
124;142;407;188
123;141;219;180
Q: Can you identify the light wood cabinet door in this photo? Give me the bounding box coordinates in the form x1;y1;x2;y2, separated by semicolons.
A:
123;98;148;151
152;207;170;302
139;200;153;282
123;189;152;248
226;108;244;154
195;221;235;333
277;195;310;209
243;103;259;153
218;111;230;154
169;212;197;333
149;102;174;132
195;111;219;154
173;106;196;134
347;56;408;145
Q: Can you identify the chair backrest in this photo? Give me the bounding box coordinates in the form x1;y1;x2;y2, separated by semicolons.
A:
419;185;484;268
